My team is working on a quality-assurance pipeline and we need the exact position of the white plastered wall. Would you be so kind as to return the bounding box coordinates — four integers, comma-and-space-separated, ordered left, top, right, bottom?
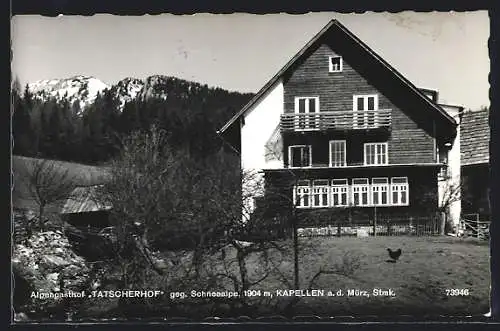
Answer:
438, 105, 462, 230
240, 80, 284, 220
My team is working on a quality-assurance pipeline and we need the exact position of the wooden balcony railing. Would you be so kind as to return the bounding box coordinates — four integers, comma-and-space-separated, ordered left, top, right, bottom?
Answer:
280, 109, 392, 132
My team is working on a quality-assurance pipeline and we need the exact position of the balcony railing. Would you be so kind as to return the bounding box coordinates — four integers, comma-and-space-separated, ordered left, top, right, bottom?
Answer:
280, 109, 392, 132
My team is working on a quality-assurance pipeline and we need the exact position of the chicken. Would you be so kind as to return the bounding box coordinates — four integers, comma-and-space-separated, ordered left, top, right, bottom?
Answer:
387, 248, 402, 261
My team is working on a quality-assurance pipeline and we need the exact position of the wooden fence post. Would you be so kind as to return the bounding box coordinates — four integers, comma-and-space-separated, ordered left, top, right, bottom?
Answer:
440, 212, 446, 235
292, 212, 299, 290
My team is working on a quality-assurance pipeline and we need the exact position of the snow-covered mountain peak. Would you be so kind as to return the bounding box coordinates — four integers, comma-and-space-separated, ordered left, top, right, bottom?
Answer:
28, 76, 110, 112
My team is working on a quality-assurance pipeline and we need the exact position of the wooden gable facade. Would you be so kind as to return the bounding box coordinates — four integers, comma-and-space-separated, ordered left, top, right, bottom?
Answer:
281, 41, 442, 167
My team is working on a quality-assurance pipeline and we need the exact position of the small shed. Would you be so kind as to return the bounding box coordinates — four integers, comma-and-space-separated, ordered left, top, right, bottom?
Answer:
61, 185, 112, 228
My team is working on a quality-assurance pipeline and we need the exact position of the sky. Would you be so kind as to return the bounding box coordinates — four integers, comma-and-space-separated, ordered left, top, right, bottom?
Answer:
11, 11, 490, 110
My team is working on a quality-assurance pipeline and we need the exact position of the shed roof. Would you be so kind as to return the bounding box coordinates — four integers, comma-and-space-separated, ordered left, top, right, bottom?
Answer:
61, 185, 112, 214
460, 108, 490, 166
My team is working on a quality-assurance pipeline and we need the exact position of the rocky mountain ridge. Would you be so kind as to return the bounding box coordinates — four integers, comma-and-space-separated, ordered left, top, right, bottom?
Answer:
28, 74, 251, 114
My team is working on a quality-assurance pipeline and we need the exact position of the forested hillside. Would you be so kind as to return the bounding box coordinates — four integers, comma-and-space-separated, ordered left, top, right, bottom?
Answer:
11, 76, 253, 164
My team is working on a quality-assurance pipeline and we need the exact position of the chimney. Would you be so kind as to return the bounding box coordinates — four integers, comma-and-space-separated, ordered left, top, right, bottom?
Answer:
419, 88, 439, 103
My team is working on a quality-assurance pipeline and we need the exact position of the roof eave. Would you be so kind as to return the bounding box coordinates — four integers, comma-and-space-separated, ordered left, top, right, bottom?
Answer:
462, 161, 490, 167
262, 163, 445, 172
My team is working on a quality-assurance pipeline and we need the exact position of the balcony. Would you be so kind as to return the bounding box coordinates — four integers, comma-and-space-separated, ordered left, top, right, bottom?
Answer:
280, 109, 391, 132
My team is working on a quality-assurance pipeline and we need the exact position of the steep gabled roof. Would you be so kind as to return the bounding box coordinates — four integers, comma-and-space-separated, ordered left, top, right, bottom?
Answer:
461, 108, 490, 166
218, 19, 456, 134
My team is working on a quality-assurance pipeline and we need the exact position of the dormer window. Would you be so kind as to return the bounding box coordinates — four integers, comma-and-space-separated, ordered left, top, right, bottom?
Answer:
329, 56, 343, 72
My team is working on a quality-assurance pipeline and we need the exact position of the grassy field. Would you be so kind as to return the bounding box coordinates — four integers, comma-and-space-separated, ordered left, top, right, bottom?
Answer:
248, 235, 491, 317
12, 155, 110, 212
168, 235, 490, 318
71, 235, 490, 320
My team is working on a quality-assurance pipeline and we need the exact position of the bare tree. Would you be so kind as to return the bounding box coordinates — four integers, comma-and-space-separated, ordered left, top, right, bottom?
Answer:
18, 158, 76, 230
437, 173, 466, 234
94, 126, 233, 271
94, 125, 177, 279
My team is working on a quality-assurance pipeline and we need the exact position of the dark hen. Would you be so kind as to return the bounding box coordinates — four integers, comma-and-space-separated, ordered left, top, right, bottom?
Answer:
387, 248, 402, 261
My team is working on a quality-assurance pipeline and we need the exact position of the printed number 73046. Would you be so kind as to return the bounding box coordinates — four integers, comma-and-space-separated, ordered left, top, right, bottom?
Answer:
445, 289, 470, 296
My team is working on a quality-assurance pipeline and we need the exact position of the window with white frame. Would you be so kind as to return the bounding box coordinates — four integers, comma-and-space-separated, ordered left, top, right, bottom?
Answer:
294, 180, 311, 208
437, 146, 449, 179
354, 94, 378, 111
352, 178, 369, 206
371, 177, 389, 206
295, 97, 319, 114
353, 94, 378, 127
329, 140, 346, 167
331, 179, 349, 207
437, 146, 449, 165
328, 56, 343, 72
289, 145, 312, 168
291, 177, 410, 209
364, 142, 388, 165
294, 97, 319, 130
391, 177, 409, 206
312, 179, 330, 207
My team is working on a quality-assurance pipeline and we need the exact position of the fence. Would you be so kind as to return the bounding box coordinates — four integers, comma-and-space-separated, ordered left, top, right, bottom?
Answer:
458, 215, 490, 240
297, 215, 441, 238
13, 215, 29, 244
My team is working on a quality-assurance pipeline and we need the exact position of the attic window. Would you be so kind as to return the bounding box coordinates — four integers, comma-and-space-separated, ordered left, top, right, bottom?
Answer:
329, 56, 343, 72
